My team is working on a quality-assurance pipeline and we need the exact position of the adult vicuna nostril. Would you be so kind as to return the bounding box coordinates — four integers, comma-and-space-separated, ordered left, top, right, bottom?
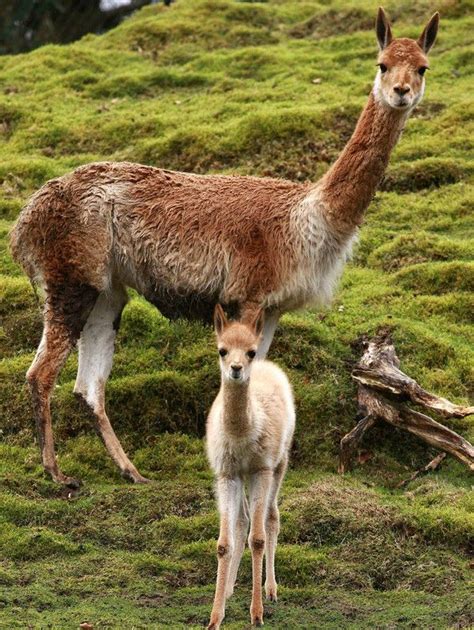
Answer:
394, 85, 410, 95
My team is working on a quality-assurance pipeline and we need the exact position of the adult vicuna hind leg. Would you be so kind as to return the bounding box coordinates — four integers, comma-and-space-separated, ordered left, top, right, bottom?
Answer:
27, 284, 98, 488
74, 284, 149, 483
265, 457, 287, 602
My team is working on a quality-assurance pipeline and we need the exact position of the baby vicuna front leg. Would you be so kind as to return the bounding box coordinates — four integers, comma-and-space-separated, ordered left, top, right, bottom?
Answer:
206, 305, 295, 628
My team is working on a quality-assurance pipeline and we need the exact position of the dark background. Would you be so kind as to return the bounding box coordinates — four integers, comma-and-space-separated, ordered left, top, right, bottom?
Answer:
0, 0, 173, 54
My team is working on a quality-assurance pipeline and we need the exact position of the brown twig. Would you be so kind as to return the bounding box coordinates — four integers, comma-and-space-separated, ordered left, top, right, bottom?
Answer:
396, 452, 447, 488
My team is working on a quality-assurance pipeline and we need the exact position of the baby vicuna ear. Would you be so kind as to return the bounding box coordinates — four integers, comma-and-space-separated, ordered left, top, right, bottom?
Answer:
376, 7, 393, 50
418, 12, 439, 53
214, 304, 228, 335
249, 308, 265, 337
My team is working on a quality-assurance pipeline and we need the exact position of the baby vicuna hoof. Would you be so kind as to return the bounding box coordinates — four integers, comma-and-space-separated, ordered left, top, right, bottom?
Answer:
205, 305, 295, 629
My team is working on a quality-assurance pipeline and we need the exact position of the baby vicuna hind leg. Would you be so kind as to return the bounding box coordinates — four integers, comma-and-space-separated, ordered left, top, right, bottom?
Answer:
265, 458, 287, 602
248, 469, 273, 626
226, 493, 249, 599
74, 284, 149, 483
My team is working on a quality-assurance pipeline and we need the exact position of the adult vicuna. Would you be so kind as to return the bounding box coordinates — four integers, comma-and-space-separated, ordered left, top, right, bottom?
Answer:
10, 8, 439, 487
206, 305, 295, 629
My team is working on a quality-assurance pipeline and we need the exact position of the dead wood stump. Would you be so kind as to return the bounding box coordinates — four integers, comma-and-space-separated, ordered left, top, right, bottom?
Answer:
339, 329, 474, 475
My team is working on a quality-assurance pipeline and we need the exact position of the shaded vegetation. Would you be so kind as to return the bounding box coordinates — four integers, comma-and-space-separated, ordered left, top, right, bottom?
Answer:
0, 0, 161, 55
0, 0, 473, 628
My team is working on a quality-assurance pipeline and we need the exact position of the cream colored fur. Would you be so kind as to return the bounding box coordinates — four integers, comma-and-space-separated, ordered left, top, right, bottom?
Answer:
206, 307, 295, 629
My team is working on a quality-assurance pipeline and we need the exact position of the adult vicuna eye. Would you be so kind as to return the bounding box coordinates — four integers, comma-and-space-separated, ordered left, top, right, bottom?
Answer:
379, 63, 388, 73
418, 66, 428, 76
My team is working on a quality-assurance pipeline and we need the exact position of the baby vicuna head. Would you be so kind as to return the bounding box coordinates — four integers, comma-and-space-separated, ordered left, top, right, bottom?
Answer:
213, 305, 263, 384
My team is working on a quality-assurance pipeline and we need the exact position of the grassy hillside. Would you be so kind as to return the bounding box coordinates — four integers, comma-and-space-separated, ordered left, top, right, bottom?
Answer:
0, 0, 473, 627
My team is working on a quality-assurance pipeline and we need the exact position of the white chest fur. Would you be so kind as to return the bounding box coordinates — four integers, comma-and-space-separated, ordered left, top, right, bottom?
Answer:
267, 188, 357, 311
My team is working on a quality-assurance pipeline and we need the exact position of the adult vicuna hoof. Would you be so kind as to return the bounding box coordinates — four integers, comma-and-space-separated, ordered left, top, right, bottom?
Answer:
63, 476, 81, 490
122, 469, 151, 484
131, 474, 151, 484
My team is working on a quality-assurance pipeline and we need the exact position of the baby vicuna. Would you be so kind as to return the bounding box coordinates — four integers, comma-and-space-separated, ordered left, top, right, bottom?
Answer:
206, 305, 295, 629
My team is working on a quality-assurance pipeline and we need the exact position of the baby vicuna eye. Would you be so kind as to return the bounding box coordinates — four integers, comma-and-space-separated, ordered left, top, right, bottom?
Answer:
219, 348, 228, 357
247, 350, 256, 359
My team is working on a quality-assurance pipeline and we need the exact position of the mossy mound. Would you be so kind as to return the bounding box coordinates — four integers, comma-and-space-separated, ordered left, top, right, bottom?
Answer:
382, 158, 467, 192
393, 261, 474, 295
0, 0, 473, 627
368, 231, 473, 272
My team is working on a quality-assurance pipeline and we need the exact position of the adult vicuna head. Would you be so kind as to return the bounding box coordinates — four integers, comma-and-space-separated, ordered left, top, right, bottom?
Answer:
374, 7, 439, 111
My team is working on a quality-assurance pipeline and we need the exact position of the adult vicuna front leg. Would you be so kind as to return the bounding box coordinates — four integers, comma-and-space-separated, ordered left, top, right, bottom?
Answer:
256, 310, 280, 360
248, 469, 273, 626
265, 458, 287, 602
208, 477, 242, 630
74, 285, 149, 483
239, 303, 279, 361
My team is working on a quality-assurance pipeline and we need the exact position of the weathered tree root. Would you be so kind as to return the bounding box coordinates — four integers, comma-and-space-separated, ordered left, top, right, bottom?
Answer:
339, 329, 474, 475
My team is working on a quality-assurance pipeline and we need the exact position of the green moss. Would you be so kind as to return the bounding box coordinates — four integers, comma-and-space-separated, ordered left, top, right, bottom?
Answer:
289, 7, 373, 39
382, 158, 467, 192
0, 0, 473, 626
368, 231, 473, 272
393, 261, 474, 295
0, 198, 23, 221
0, 522, 84, 560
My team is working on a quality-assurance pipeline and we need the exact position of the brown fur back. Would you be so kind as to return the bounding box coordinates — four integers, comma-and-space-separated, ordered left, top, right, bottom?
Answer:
11, 161, 313, 321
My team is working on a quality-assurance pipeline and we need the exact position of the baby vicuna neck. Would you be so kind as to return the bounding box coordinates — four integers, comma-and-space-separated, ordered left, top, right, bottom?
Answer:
221, 379, 251, 435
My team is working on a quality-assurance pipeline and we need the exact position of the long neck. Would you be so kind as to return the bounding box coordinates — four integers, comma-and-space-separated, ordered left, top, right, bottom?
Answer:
319, 92, 409, 232
222, 380, 251, 436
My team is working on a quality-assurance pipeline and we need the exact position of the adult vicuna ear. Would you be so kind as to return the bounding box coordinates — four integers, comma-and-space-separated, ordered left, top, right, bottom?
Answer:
249, 308, 265, 337
376, 7, 393, 50
418, 12, 439, 53
214, 304, 228, 335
